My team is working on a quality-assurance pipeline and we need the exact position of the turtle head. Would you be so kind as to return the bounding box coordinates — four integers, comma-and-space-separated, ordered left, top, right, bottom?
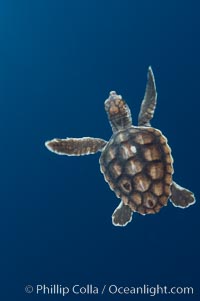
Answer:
104, 91, 132, 133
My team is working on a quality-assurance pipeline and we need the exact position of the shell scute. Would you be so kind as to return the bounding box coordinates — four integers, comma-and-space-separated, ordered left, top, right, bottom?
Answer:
143, 144, 161, 161
125, 158, 143, 176
100, 126, 173, 215
104, 145, 117, 164
120, 143, 136, 160
118, 176, 132, 194
143, 192, 158, 209
152, 182, 163, 196
134, 132, 154, 144
109, 161, 122, 178
133, 173, 151, 192
147, 162, 164, 180
130, 192, 142, 206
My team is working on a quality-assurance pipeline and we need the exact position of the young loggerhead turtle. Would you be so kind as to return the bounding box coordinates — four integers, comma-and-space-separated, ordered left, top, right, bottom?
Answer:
45, 67, 195, 226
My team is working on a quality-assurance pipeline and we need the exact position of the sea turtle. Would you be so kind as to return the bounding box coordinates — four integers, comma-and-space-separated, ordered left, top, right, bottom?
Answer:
45, 67, 195, 226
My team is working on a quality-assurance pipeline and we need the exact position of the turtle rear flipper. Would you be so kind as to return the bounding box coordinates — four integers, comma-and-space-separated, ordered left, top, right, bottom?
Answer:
112, 201, 133, 226
170, 181, 196, 208
45, 137, 107, 156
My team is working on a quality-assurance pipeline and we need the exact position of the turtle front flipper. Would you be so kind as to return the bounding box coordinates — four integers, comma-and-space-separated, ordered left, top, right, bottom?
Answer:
112, 201, 133, 226
138, 66, 157, 126
170, 181, 196, 208
45, 137, 107, 156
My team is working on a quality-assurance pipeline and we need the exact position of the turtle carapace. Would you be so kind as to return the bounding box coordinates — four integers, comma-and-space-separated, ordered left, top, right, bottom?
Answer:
45, 67, 196, 226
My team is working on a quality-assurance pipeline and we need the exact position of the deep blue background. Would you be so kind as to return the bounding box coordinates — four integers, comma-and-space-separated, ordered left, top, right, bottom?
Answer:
1, 0, 199, 300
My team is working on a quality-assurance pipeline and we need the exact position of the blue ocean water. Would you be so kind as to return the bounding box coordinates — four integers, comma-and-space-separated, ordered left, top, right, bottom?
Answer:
0, 0, 199, 300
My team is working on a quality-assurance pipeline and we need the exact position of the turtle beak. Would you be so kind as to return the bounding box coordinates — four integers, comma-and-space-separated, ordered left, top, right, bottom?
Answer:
109, 91, 121, 97
107, 91, 122, 102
